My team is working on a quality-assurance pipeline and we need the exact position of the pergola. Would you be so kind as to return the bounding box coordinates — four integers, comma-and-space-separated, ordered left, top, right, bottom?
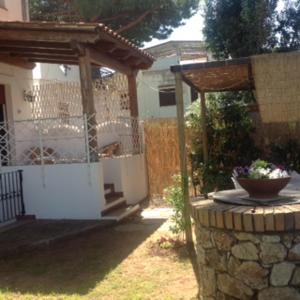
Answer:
170, 57, 254, 245
0, 21, 154, 160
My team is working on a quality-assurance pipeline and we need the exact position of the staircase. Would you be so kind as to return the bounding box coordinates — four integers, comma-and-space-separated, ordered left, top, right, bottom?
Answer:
101, 183, 140, 221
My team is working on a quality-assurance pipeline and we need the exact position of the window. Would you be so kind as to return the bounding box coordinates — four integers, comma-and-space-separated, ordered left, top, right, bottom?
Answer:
159, 86, 176, 107
191, 87, 198, 102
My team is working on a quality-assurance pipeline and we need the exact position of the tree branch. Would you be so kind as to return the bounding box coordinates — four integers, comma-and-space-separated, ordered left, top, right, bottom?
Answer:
91, 11, 131, 23
116, 7, 159, 33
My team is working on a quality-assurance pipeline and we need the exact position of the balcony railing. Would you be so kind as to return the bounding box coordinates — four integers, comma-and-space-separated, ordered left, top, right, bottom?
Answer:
0, 114, 144, 166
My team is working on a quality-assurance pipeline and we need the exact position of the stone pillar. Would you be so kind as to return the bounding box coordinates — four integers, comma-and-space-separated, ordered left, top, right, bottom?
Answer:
191, 200, 300, 300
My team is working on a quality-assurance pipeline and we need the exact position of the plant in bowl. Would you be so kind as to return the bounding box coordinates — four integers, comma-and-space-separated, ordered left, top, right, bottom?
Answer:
233, 160, 291, 200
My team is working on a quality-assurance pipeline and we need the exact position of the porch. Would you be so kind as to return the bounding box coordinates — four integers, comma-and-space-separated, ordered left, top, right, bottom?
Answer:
0, 21, 154, 222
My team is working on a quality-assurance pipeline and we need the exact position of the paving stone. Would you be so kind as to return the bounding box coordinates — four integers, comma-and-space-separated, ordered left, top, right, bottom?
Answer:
260, 243, 287, 264
212, 231, 235, 252
205, 248, 227, 272
235, 232, 260, 244
201, 266, 216, 297
261, 235, 281, 243
232, 242, 259, 261
291, 266, 300, 286
258, 287, 300, 300
236, 261, 269, 290
288, 243, 300, 260
271, 262, 295, 286
228, 256, 241, 276
217, 273, 254, 299
198, 227, 214, 249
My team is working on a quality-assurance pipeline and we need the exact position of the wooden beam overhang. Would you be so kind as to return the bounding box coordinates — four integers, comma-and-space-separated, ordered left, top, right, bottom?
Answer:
171, 57, 253, 93
0, 21, 154, 72
0, 54, 35, 69
0, 47, 76, 56
88, 47, 134, 75
0, 22, 154, 74
0, 29, 98, 44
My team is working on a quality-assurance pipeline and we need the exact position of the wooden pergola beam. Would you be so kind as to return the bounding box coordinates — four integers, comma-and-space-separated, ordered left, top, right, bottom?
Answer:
0, 29, 97, 44
0, 40, 71, 49
27, 58, 78, 65
11, 53, 78, 61
89, 47, 134, 75
200, 91, 209, 163
128, 73, 139, 117
0, 54, 35, 69
78, 49, 99, 162
174, 71, 193, 246
0, 47, 76, 56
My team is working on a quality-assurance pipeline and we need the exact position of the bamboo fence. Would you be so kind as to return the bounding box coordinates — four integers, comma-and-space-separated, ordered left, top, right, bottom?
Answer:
144, 118, 181, 197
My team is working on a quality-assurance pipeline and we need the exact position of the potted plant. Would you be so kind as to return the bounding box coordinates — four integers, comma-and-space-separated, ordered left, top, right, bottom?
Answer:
233, 160, 291, 200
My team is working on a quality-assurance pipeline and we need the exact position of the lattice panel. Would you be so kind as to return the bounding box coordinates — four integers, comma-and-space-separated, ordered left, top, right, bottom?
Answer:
28, 73, 131, 123
30, 82, 83, 119
0, 116, 87, 166
0, 115, 144, 166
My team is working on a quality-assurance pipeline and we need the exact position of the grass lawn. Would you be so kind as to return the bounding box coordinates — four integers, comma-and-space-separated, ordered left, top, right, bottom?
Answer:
0, 209, 197, 300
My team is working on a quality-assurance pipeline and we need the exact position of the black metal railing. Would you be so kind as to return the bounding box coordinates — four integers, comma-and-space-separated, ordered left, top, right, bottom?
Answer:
0, 170, 25, 223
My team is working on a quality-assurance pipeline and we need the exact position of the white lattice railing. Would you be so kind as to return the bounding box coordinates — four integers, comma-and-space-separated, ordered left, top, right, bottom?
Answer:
0, 115, 143, 167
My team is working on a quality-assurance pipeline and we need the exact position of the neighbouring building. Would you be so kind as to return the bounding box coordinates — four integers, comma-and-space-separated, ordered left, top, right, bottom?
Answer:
137, 41, 209, 120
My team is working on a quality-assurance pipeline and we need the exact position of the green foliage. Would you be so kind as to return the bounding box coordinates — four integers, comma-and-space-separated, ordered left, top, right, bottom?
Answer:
203, 0, 299, 59
251, 159, 269, 170
186, 92, 260, 194
29, 0, 200, 46
268, 139, 300, 172
276, 1, 300, 51
203, 0, 278, 59
163, 174, 186, 235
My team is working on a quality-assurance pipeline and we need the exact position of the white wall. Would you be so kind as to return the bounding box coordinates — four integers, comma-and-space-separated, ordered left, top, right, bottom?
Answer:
1, 155, 147, 220
102, 154, 148, 204
0, 63, 33, 122
137, 69, 192, 120
2, 163, 106, 220
137, 53, 208, 120
0, 0, 25, 21
33, 63, 80, 83
120, 154, 148, 204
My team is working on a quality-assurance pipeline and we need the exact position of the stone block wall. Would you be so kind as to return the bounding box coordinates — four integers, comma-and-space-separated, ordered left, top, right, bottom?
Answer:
196, 223, 300, 300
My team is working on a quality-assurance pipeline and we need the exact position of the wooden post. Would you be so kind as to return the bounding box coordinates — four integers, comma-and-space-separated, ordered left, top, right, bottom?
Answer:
128, 73, 139, 117
200, 91, 209, 163
79, 48, 99, 162
174, 72, 193, 247
127, 72, 140, 153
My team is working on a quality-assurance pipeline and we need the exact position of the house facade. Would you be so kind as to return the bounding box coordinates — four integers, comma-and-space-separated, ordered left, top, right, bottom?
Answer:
0, 11, 154, 222
137, 41, 209, 120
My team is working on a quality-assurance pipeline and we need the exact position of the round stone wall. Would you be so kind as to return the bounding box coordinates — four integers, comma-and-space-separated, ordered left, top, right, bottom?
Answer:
192, 199, 300, 300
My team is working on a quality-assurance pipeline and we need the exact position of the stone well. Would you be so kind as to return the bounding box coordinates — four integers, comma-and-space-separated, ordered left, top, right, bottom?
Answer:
191, 197, 300, 300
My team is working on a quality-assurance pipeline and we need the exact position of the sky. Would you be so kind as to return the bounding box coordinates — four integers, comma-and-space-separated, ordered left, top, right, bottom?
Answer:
144, 0, 285, 49
144, 9, 204, 48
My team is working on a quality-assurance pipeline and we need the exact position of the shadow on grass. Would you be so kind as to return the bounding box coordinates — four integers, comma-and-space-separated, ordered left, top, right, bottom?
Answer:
0, 218, 165, 297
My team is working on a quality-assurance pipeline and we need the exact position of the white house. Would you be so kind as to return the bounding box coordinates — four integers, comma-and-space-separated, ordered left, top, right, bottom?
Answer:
0, 16, 154, 223
137, 41, 209, 120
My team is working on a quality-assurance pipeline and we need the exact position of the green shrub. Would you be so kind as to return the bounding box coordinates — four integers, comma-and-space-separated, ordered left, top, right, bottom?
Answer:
268, 139, 300, 172
163, 174, 186, 235
186, 91, 260, 194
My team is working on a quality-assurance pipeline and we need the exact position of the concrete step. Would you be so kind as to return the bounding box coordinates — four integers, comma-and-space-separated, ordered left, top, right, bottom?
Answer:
102, 204, 141, 222
105, 192, 124, 204
102, 196, 126, 216
104, 183, 115, 195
